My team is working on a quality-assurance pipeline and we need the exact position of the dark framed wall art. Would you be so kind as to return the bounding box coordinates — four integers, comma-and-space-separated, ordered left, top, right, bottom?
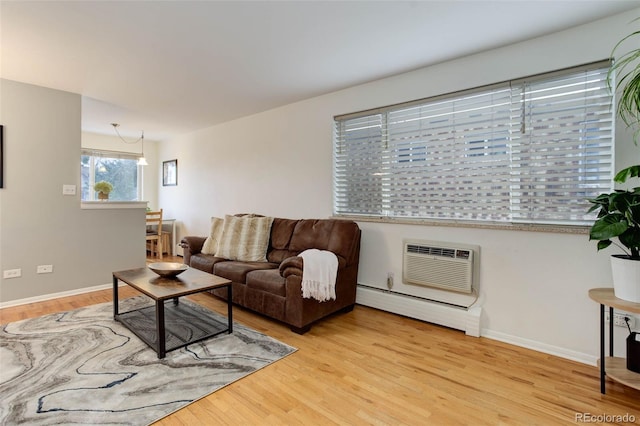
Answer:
163, 159, 177, 186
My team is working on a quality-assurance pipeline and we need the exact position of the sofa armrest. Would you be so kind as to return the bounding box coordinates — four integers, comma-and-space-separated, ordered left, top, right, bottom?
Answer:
281, 254, 358, 333
181, 236, 206, 254
279, 253, 348, 279
280, 256, 303, 278
280, 256, 348, 278
180, 236, 206, 265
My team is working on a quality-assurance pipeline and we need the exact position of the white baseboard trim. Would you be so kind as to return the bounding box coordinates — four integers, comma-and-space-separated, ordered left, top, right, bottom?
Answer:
356, 284, 482, 337
481, 329, 597, 366
356, 284, 596, 366
0, 282, 119, 309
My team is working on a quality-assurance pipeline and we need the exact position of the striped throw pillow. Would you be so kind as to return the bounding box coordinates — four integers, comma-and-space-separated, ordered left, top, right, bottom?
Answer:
216, 215, 274, 262
201, 217, 224, 255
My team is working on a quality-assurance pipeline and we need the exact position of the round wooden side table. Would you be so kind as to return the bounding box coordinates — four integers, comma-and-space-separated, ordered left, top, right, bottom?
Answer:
588, 288, 640, 394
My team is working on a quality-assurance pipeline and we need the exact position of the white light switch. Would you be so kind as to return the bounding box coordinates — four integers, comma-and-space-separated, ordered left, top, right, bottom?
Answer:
63, 184, 76, 195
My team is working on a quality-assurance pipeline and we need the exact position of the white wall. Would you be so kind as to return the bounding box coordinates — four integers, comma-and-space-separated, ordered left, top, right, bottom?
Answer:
81, 131, 160, 210
0, 80, 146, 303
159, 10, 640, 362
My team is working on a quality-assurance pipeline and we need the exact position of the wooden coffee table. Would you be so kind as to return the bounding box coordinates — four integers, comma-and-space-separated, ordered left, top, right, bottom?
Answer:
112, 266, 232, 358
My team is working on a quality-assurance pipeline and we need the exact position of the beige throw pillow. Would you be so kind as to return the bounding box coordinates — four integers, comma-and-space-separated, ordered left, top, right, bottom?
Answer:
216, 215, 274, 262
201, 217, 224, 255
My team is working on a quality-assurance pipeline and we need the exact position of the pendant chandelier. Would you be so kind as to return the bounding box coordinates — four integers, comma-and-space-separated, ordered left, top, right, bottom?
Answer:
110, 123, 148, 166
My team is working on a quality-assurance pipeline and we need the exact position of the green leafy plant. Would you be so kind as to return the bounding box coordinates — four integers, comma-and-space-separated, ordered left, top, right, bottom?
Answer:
608, 19, 640, 144
588, 20, 640, 260
588, 167, 640, 260
94, 180, 113, 194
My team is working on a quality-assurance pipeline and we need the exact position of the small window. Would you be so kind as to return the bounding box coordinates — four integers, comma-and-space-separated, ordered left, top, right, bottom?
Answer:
81, 149, 142, 201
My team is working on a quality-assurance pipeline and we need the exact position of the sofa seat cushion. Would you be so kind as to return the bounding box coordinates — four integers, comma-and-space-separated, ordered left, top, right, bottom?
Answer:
213, 261, 279, 283
246, 269, 286, 297
189, 254, 228, 274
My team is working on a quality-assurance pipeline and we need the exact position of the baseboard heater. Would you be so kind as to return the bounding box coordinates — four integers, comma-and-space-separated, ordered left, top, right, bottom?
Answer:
355, 284, 482, 337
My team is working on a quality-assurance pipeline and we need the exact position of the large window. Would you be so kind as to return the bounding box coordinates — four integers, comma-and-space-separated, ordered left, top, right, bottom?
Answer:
333, 61, 614, 226
81, 149, 142, 201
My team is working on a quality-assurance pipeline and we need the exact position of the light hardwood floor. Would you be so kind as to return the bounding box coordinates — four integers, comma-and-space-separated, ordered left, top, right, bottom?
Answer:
1, 256, 639, 425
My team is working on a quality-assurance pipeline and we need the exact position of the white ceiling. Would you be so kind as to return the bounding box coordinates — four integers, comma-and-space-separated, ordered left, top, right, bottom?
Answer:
2, 1, 639, 141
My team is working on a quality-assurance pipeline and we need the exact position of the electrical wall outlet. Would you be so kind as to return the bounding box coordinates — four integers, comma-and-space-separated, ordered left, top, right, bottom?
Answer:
3, 268, 22, 279
37, 265, 53, 274
615, 313, 635, 328
605, 310, 636, 328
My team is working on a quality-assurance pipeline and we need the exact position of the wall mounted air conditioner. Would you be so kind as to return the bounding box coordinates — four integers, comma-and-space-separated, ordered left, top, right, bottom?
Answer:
402, 239, 479, 294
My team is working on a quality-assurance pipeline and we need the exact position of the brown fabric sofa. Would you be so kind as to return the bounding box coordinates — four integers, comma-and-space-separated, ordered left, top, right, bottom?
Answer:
181, 217, 361, 333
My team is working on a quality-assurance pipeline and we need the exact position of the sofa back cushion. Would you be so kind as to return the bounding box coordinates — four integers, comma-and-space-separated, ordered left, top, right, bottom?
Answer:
270, 218, 299, 249
289, 220, 333, 253
326, 220, 361, 264
267, 218, 300, 263
288, 219, 360, 266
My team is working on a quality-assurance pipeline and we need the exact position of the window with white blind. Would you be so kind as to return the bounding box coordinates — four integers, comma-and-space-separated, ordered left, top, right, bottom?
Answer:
81, 149, 142, 201
333, 60, 614, 226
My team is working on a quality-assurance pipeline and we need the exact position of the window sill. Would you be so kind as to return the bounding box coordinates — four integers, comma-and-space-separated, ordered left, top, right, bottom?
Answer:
333, 214, 590, 235
81, 201, 148, 210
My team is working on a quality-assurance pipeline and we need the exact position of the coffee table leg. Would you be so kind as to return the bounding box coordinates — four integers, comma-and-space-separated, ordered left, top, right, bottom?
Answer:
112, 275, 119, 318
157, 300, 166, 359
228, 283, 233, 334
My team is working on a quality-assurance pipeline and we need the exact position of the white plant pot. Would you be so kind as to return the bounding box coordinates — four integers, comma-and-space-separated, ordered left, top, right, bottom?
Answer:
611, 255, 640, 303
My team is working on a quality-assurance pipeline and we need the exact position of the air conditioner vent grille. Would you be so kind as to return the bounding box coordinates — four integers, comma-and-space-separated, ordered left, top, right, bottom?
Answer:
407, 244, 471, 260
403, 240, 477, 294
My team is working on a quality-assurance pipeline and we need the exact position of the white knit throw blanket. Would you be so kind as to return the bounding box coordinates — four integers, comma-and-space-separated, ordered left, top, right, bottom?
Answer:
299, 249, 338, 302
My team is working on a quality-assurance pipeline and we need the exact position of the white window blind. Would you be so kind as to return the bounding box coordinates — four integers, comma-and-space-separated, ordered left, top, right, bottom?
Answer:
333, 61, 614, 225
81, 148, 142, 160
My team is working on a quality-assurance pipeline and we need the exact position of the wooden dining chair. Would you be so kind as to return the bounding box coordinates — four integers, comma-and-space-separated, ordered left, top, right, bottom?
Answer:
146, 209, 163, 260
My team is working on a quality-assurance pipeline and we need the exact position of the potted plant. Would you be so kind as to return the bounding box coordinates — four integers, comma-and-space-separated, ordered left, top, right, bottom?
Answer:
588, 21, 640, 302
94, 181, 113, 201
588, 168, 640, 301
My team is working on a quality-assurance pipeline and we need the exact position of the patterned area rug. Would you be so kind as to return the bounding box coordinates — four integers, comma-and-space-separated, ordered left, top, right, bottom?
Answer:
0, 297, 296, 425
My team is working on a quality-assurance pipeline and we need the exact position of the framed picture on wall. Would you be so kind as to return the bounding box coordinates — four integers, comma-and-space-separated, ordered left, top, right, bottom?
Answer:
163, 159, 177, 186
